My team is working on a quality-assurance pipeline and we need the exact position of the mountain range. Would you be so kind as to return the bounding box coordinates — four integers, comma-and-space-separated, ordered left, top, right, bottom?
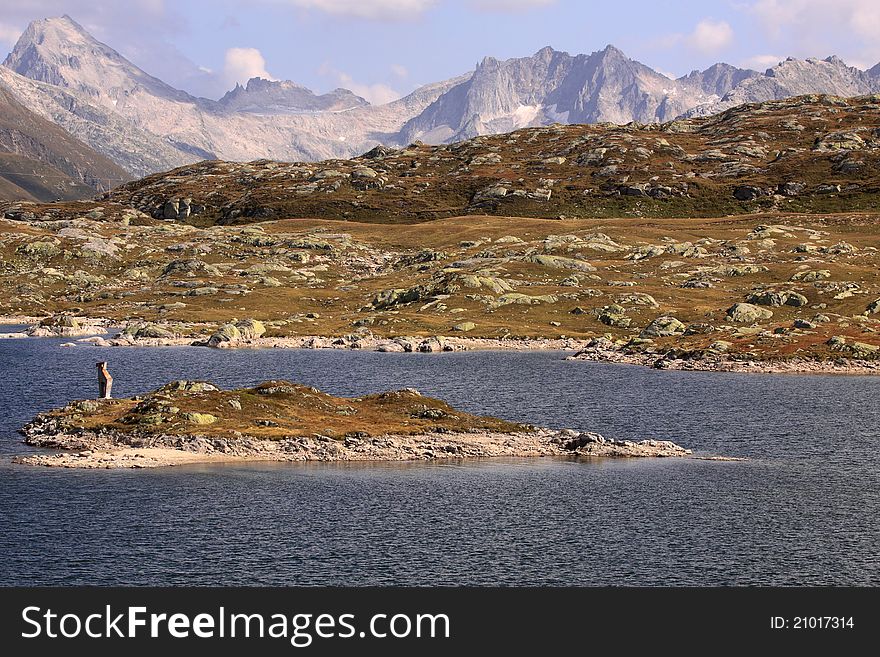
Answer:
3, 14, 880, 201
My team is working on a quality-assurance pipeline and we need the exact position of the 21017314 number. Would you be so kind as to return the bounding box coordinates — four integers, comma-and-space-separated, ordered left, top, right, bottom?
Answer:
770, 617, 854, 630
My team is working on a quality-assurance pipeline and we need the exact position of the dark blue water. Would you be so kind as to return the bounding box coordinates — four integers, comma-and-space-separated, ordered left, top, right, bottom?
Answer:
1, 330, 879, 585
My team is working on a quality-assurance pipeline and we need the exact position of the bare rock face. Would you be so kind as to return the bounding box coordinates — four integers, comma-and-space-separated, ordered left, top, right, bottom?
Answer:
399, 45, 756, 144
687, 56, 880, 117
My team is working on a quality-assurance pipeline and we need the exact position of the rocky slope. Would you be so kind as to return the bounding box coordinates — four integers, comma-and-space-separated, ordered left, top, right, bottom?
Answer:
15, 381, 691, 467
101, 94, 880, 224
0, 65, 203, 177
0, 83, 131, 201
1, 197, 878, 370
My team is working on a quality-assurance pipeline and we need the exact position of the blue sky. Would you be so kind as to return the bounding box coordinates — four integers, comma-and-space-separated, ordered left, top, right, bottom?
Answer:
1, 1, 878, 102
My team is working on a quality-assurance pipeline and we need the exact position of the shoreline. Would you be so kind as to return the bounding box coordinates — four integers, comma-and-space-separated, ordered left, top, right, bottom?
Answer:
566, 342, 880, 375
15, 426, 696, 469
3, 316, 879, 375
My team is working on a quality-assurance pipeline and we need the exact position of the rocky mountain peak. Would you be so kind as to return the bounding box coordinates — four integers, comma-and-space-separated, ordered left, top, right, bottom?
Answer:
597, 44, 627, 60
3, 15, 195, 105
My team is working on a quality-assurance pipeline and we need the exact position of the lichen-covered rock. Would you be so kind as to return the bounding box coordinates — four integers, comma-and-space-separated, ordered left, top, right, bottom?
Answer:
790, 269, 831, 282
596, 304, 630, 328
161, 258, 221, 278
204, 318, 265, 347
129, 323, 175, 339
182, 412, 218, 425
17, 240, 61, 259
727, 303, 773, 323
235, 319, 266, 340
27, 315, 106, 337
371, 287, 423, 310
525, 254, 595, 272
640, 316, 685, 337
493, 293, 559, 307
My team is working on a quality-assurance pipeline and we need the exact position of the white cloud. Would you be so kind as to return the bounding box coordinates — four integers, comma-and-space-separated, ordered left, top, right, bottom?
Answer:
685, 19, 734, 54
656, 18, 734, 56
470, 0, 556, 10
319, 62, 401, 104
224, 47, 275, 86
283, 0, 437, 20
0, 21, 22, 46
741, 53, 784, 71
746, 0, 880, 66
391, 63, 408, 78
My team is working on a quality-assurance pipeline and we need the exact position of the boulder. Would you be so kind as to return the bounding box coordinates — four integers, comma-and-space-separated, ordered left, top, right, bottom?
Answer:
134, 323, 175, 339
372, 287, 424, 310
493, 293, 558, 307
790, 269, 830, 282
417, 337, 450, 353
596, 305, 630, 328
205, 319, 265, 347
159, 381, 219, 393
640, 316, 685, 338
17, 240, 61, 259
726, 303, 773, 323
733, 185, 766, 201
778, 182, 805, 196
161, 258, 221, 278
747, 291, 808, 307
525, 255, 595, 272
236, 319, 266, 340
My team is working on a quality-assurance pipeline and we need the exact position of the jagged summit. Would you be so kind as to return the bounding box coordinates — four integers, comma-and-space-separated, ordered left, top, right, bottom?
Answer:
4, 15, 196, 105
217, 77, 369, 114
687, 54, 880, 117
398, 45, 752, 143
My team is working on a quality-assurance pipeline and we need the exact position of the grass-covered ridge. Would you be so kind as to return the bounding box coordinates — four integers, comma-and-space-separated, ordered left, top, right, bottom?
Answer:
100, 94, 880, 225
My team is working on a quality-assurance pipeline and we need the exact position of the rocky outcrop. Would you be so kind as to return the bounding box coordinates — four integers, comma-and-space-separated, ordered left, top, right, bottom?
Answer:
201, 319, 266, 348
747, 290, 809, 307
640, 316, 685, 338
25, 315, 106, 337
16, 380, 694, 468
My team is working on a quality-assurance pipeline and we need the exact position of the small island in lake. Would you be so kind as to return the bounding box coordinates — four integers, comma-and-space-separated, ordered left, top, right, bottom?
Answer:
16, 380, 691, 468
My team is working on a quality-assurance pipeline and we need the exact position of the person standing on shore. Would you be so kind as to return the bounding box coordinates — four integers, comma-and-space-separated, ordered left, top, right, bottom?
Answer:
97, 362, 113, 399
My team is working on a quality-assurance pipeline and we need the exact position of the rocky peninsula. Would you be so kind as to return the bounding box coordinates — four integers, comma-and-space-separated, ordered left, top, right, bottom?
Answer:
15, 380, 692, 468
